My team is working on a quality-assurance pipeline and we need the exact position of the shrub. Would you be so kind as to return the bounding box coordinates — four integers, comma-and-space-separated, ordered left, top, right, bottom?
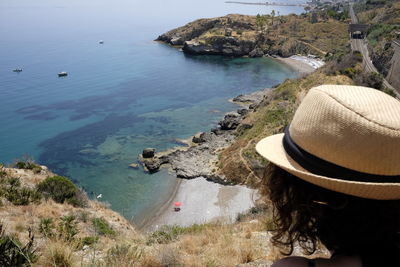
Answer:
105, 244, 143, 266
92, 218, 115, 236
41, 242, 74, 267
6, 187, 42, 205
14, 159, 41, 173
0, 164, 6, 178
147, 224, 209, 245
37, 176, 80, 205
58, 216, 78, 242
353, 71, 384, 89
39, 218, 55, 238
0, 224, 37, 266
80, 236, 99, 247
66, 189, 88, 208
3, 177, 42, 205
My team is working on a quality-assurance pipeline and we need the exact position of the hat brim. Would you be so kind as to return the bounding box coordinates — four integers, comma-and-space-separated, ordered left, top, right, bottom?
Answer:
256, 133, 400, 200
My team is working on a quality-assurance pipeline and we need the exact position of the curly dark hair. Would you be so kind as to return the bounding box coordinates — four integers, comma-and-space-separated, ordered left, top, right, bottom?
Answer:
263, 164, 400, 266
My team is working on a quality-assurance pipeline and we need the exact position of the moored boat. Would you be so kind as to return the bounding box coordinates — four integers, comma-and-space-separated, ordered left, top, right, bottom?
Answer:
13, 68, 23, 72
58, 72, 68, 77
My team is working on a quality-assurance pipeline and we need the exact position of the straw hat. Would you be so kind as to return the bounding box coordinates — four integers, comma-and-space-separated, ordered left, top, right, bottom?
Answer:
256, 85, 400, 200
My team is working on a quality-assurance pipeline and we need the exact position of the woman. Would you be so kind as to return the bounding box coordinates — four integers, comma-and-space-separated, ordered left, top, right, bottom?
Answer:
255, 85, 400, 267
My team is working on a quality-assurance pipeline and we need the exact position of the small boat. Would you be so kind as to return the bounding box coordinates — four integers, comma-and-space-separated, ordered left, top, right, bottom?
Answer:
99, 40, 104, 44
58, 72, 68, 77
13, 68, 23, 72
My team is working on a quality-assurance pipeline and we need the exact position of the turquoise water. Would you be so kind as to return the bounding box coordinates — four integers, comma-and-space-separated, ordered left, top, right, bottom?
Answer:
0, 0, 302, 224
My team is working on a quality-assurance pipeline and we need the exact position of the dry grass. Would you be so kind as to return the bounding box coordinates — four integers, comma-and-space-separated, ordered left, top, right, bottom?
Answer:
144, 220, 269, 267
36, 240, 77, 267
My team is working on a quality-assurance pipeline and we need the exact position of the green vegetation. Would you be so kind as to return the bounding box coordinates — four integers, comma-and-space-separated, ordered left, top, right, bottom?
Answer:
0, 177, 42, 205
105, 244, 143, 266
80, 236, 99, 247
367, 24, 399, 47
0, 163, 6, 178
14, 159, 42, 174
0, 224, 37, 266
92, 217, 116, 236
39, 218, 55, 238
58, 215, 79, 242
36, 176, 86, 207
325, 7, 349, 21
147, 224, 211, 245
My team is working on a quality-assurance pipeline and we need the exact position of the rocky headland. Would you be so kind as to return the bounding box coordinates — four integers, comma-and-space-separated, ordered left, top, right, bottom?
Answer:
137, 89, 270, 184
156, 13, 349, 58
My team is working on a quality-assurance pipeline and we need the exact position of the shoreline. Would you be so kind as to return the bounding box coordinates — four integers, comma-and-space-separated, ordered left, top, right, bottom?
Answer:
138, 88, 268, 231
138, 55, 323, 232
273, 55, 320, 75
145, 177, 257, 232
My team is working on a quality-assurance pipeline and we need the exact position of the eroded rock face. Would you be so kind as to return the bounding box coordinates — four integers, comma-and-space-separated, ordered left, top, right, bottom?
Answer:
183, 37, 257, 57
156, 14, 261, 57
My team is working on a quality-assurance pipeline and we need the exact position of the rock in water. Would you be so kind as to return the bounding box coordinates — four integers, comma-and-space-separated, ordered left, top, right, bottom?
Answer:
142, 148, 155, 158
143, 159, 161, 173
129, 163, 139, 169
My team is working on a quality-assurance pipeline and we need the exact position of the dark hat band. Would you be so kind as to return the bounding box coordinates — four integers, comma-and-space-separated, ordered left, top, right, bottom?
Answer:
283, 127, 400, 183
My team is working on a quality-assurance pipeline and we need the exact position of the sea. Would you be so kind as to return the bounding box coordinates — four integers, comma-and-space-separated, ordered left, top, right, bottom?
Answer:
0, 0, 304, 225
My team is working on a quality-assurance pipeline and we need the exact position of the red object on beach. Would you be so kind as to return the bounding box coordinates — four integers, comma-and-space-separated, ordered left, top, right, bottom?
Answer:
174, 202, 182, 207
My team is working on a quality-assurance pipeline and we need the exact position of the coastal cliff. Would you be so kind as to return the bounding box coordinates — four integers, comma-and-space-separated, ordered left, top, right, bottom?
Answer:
156, 13, 349, 58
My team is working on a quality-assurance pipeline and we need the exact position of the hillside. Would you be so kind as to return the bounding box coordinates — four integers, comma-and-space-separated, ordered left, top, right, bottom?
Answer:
157, 13, 349, 58
217, 68, 354, 186
0, 163, 140, 266
0, 162, 331, 266
216, 46, 396, 186
354, 0, 400, 76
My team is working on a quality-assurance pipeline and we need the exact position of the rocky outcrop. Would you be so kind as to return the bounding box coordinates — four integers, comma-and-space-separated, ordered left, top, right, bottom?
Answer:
168, 132, 235, 183
183, 37, 257, 57
155, 13, 335, 58
156, 18, 221, 45
219, 112, 241, 130
134, 88, 269, 183
192, 132, 214, 144
156, 14, 263, 57
142, 148, 155, 158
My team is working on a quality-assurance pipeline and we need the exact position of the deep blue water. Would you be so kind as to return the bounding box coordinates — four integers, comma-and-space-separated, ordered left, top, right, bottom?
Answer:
0, 0, 302, 224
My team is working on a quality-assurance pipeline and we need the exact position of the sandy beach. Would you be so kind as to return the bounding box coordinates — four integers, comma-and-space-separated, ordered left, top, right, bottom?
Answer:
140, 55, 321, 233
144, 177, 257, 232
274, 55, 324, 74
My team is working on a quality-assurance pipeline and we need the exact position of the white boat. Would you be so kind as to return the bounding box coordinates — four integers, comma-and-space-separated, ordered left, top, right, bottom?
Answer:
58, 71, 68, 77
13, 68, 22, 72
99, 40, 104, 44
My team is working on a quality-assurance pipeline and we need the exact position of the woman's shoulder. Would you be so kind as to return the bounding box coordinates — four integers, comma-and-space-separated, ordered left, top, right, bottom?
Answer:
272, 255, 363, 267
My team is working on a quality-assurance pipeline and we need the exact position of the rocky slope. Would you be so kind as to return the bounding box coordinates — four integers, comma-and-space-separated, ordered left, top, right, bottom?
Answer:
156, 13, 349, 58
0, 165, 138, 266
